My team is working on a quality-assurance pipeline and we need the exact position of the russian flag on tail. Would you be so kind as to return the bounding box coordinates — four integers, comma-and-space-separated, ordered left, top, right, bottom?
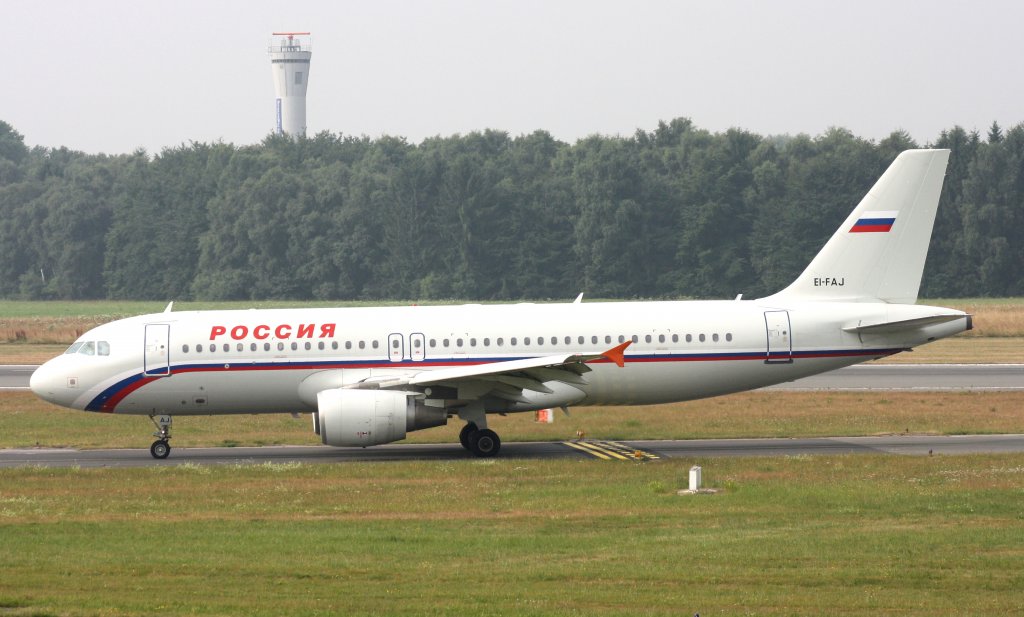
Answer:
850, 210, 898, 233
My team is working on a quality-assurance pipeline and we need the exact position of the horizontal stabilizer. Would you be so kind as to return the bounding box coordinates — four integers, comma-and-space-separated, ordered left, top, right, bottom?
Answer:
843, 314, 971, 335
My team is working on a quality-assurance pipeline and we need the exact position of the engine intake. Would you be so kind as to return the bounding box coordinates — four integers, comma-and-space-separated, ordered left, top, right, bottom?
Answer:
315, 389, 447, 447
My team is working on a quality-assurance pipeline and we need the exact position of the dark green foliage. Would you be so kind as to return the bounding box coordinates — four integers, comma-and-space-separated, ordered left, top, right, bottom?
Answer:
0, 119, 1022, 300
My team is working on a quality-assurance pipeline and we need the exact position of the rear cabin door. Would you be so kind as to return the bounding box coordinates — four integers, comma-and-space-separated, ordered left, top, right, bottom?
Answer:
144, 323, 171, 376
764, 311, 793, 364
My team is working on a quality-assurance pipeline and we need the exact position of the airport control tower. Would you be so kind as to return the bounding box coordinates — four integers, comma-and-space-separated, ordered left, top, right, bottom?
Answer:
268, 32, 312, 137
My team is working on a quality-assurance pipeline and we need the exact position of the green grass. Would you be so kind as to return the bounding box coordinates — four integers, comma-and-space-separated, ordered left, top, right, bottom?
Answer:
1, 455, 1023, 616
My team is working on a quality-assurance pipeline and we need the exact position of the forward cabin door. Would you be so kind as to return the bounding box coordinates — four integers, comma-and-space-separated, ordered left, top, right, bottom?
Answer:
764, 311, 793, 364
144, 323, 171, 376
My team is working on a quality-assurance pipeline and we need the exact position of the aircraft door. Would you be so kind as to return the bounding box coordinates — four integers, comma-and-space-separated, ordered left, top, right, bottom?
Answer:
144, 323, 171, 376
764, 311, 793, 364
410, 333, 425, 361
388, 333, 404, 362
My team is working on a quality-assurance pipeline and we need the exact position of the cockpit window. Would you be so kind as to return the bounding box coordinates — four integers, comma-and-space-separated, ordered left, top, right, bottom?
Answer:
65, 340, 111, 356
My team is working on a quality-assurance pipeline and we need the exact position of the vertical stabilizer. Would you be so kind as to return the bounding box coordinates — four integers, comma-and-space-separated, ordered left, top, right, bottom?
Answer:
766, 149, 950, 304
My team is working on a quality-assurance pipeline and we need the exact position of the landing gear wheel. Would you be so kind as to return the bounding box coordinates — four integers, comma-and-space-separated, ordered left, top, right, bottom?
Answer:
459, 422, 478, 451
469, 429, 501, 457
148, 414, 173, 459
150, 440, 171, 459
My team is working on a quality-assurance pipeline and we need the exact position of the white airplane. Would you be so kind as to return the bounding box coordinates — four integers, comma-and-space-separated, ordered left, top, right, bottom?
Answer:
31, 149, 971, 459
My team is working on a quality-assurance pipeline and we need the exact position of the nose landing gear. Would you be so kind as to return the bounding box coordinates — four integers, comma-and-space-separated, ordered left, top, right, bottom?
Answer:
149, 414, 172, 459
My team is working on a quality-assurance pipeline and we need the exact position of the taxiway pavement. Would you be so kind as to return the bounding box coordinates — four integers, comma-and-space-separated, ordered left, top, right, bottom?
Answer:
2, 434, 1023, 468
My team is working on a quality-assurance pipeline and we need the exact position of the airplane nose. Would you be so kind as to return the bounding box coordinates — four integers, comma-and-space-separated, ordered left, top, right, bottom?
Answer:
30, 361, 73, 408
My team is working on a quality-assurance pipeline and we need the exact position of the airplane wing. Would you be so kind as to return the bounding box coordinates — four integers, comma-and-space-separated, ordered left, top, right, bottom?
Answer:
351, 342, 631, 404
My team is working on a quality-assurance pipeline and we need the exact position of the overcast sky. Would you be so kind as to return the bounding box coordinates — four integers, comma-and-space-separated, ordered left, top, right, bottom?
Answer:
6, 0, 1022, 154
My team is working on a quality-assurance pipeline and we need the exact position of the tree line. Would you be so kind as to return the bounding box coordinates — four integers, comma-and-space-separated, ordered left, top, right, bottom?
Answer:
0, 118, 1021, 302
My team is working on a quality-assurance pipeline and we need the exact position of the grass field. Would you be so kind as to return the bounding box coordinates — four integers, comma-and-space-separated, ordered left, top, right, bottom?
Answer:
1, 454, 1023, 616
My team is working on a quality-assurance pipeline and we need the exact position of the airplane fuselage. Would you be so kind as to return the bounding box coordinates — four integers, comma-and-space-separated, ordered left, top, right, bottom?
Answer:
31, 299, 969, 417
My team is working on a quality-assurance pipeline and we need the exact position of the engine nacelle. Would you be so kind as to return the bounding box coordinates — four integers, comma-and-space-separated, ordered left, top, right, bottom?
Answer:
315, 389, 447, 447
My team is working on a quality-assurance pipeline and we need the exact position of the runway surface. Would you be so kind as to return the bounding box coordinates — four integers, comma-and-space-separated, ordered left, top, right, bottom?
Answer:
0, 365, 38, 390
762, 363, 1024, 391
3, 434, 1023, 468
5, 363, 1024, 391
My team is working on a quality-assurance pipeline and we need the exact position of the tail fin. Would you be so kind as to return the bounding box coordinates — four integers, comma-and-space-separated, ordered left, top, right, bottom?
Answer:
766, 149, 950, 304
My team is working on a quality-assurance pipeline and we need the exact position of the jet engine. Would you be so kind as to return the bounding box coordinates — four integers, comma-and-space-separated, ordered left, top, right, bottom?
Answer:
314, 388, 448, 447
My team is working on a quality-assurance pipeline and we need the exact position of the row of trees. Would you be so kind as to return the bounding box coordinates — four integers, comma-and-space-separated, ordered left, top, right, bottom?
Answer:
0, 118, 1021, 301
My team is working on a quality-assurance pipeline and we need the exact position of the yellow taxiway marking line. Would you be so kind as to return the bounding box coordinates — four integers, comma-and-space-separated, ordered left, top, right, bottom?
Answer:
562, 441, 614, 460
600, 440, 661, 460
563, 440, 661, 461
564, 440, 630, 460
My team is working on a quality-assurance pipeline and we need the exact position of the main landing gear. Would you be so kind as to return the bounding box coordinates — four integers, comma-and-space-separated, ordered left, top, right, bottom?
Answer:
459, 422, 502, 458
149, 414, 172, 459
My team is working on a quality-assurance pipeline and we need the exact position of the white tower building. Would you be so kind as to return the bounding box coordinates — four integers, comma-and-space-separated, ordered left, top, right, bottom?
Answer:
268, 32, 312, 138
